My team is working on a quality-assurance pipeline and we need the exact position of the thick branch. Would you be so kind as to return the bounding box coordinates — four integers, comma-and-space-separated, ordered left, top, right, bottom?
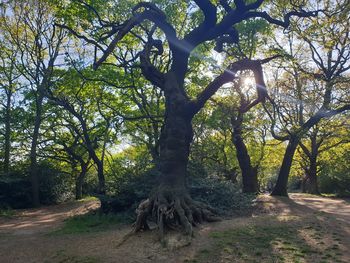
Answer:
299, 141, 311, 158
92, 5, 177, 69
191, 58, 272, 115
244, 10, 319, 28
194, 0, 217, 25
139, 39, 165, 88
301, 104, 350, 132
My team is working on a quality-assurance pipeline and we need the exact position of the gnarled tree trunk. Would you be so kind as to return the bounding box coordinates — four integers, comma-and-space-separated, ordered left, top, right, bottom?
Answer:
133, 74, 217, 238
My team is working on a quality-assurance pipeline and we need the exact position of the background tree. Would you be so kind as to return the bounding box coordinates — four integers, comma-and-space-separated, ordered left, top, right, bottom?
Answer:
265, 2, 350, 196
0, 42, 20, 176
298, 118, 350, 194
1, 0, 67, 206
47, 68, 122, 195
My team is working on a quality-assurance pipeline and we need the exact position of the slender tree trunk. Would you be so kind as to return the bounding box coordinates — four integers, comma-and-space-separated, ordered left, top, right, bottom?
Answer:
231, 114, 259, 193
29, 93, 44, 207
75, 164, 88, 200
271, 136, 299, 196
301, 176, 306, 192
303, 156, 320, 195
4, 90, 12, 176
95, 160, 105, 194
149, 142, 160, 167
150, 122, 161, 166
300, 134, 320, 195
86, 151, 105, 194
79, 117, 106, 195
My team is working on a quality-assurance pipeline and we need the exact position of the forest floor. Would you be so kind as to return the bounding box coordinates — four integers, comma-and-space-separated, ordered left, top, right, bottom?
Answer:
0, 193, 349, 263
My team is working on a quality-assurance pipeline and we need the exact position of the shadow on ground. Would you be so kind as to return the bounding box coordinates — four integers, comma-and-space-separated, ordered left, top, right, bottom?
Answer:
0, 194, 349, 263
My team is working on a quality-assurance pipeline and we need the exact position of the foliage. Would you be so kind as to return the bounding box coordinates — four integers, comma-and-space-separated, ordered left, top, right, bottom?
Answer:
0, 162, 74, 209
318, 146, 350, 196
0, 0, 348, 216
96, 146, 255, 218
0, 208, 15, 218
101, 168, 159, 214
188, 176, 256, 216
38, 162, 75, 204
0, 175, 32, 209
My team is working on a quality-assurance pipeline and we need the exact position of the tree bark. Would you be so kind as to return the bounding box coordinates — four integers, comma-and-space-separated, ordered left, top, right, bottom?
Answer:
299, 133, 320, 195
29, 93, 44, 207
133, 73, 218, 238
78, 117, 106, 195
75, 163, 88, 200
3, 89, 12, 176
271, 136, 299, 196
95, 160, 105, 195
231, 114, 259, 193
302, 137, 320, 195
302, 157, 320, 194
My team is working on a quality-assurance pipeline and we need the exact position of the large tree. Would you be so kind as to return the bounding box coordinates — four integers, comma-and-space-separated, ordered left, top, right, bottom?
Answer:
61, 0, 319, 237
0, 42, 20, 176
1, 0, 66, 206
267, 1, 350, 196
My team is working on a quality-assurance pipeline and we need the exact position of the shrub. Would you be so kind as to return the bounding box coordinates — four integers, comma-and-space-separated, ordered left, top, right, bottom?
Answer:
38, 162, 74, 204
101, 167, 254, 217
319, 171, 350, 197
287, 176, 302, 192
189, 176, 255, 216
0, 162, 74, 208
0, 175, 32, 209
100, 168, 159, 214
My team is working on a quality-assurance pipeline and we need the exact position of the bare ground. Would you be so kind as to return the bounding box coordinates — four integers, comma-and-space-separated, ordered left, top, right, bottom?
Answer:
0, 194, 349, 263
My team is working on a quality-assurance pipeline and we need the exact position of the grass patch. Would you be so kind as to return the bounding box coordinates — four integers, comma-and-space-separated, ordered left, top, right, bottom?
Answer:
0, 208, 15, 218
204, 223, 309, 262
51, 211, 134, 235
191, 216, 343, 263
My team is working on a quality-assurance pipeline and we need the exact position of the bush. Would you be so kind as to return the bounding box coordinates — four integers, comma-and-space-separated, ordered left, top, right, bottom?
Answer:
0, 175, 32, 209
189, 176, 255, 216
287, 176, 302, 192
319, 171, 350, 197
101, 166, 254, 217
0, 162, 74, 209
100, 168, 159, 214
38, 162, 74, 204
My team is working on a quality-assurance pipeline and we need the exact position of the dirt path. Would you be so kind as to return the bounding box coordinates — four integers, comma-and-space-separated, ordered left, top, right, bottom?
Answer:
0, 194, 349, 263
0, 200, 99, 236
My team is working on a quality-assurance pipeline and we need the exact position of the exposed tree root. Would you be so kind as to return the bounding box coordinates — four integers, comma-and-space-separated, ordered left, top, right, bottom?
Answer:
134, 188, 219, 240
116, 187, 220, 247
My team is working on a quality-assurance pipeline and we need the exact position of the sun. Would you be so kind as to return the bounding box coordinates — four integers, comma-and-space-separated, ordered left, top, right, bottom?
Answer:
243, 77, 255, 87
